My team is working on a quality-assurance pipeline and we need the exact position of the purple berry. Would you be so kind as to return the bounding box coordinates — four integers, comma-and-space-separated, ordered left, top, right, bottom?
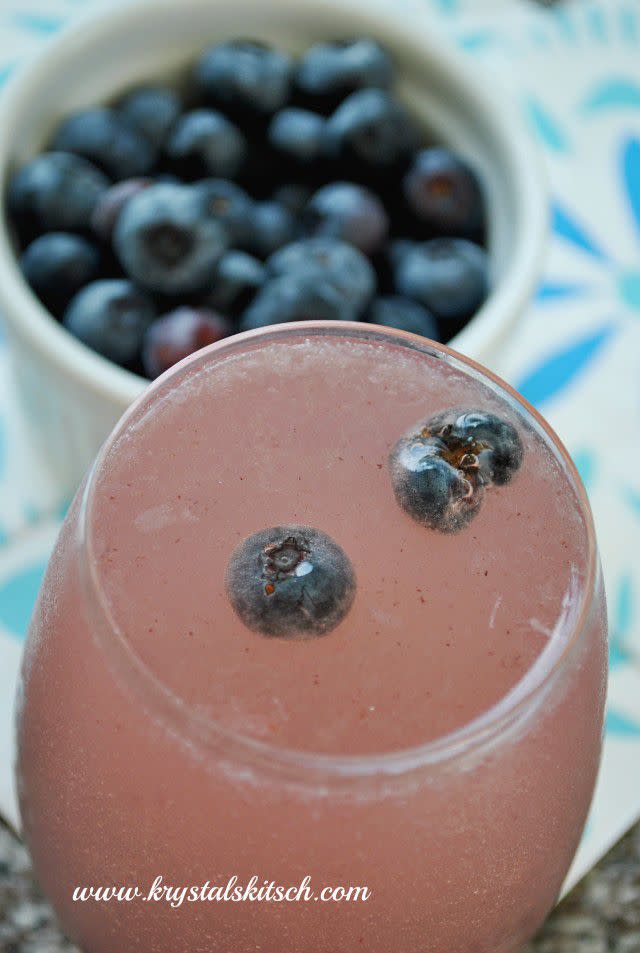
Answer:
142, 306, 233, 378
301, 182, 388, 254
403, 148, 485, 238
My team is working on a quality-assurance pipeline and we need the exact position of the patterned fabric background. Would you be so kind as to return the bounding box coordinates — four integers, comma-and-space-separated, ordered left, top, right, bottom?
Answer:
0, 0, 639, 893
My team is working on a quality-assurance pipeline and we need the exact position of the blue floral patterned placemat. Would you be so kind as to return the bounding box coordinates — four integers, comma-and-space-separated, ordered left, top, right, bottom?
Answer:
0, 0, 639, 894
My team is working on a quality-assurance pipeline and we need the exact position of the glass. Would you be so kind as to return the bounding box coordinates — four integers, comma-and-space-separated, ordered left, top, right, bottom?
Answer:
16, 323, 607, 953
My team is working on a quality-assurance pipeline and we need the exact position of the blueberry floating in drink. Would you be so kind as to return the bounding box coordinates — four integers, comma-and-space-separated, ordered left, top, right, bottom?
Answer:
226, 525, 356, 638
390, 409, 523, 531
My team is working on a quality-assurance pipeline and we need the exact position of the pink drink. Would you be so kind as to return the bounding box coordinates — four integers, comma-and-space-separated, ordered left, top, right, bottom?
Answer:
17, 324, 607, 953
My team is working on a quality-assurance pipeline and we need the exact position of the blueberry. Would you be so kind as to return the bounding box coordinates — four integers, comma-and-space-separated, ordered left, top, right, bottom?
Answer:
389, 435, 484, 533
296, 39, 393, 111
403, 148, 485, 238
326, 89, 416, 171
301, 182, 388, 255
142, 306, 233, 378
368, 296, 439, 340
195, 41, 293, 118
166, 109, 247, 180
118, 86, 182, 150
226, 525, 356, 638
63, 279, 156, 366
91, 178, 152, 242
267, 238, 376, 316
114, 184, 228, 295
239, 271, 356, 331
51, 107, 155, 179
7, 151, 109, 237
243, 201, 296, 259
20, 232, 100, 317
271, 183, 313, 216
389, 408, 523, 532
425, 408, 523, 486
194, 178, 254, 244
205, 250, 265, 314
394, 238, 488, 335
267, 108, 327, 164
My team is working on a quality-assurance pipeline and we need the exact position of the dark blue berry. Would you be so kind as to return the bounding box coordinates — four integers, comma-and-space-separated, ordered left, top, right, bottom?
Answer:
114, 184, 228, 295
296, 39, 392, 111
394, 238, 488, 335
390, 435, 483, 533
226, 525, 356, 638
267, 237, 376, 316
7, 152, 109, 237
195, 41, 293, 118
368, 296, 439, 340
91, 178, 152, 242
142, 306, 233, 378
166, 109, 247, 180
194, 178, 254, 244
63, 279, 156, 366
51, 107, 155, 179
205, 250, 265, 314
389, 408, 523, 532
118, 86, 181, 150
20, 232, 100, 317
425, 409, 523, 486
301, 182, 388, 255
267, 108, 327, 164
403, 148, 485, 238
243, 200, 296, 258
326, 89, 416, 170
239, 272, 356, 331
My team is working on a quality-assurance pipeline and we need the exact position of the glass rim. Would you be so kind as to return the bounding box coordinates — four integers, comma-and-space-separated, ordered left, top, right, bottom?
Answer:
78, 321, 599, 786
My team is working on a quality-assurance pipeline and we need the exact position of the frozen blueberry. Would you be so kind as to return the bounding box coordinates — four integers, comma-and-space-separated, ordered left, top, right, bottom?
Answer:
194, 178, 254, 244
166, 109, 247, 180
301, 182, 388, 255
205, 250, 265, 314
114, 183, 228, 295
239, 271, 356, 331
20, 232, 100, 316
394, 238, 488, 335
389, 408, 523, 532
403, 148, 485, 238
389, 434, 484, 533
118, 86, 182, 150
63, 279, 156, 366
326, 89, 416, 171
7, 151, 109, 237
51, 107, 155, 179
91, 178, 152, 242
368, 296, 439, 340
296, 39, 393, 111
267, 108, 327, 164
195, 41, 293, 118
243, 200, 296, 258
142, 306, 233, 378
267, 237, 376, 316
226, 525, 356, 638
425, 408, 523, 486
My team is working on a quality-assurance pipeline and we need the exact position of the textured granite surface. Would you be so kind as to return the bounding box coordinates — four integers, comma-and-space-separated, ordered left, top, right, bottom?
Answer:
1, 818, 639, 952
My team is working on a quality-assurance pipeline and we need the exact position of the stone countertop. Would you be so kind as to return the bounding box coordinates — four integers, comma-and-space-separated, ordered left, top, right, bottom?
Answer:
1, 820, 639, 952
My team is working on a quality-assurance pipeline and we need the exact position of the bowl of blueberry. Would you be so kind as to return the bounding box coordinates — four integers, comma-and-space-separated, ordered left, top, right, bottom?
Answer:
0, 0, 546, 493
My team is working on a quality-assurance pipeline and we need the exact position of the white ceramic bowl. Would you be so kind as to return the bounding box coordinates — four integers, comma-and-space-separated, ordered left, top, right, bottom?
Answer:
0, 0, 547, 496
